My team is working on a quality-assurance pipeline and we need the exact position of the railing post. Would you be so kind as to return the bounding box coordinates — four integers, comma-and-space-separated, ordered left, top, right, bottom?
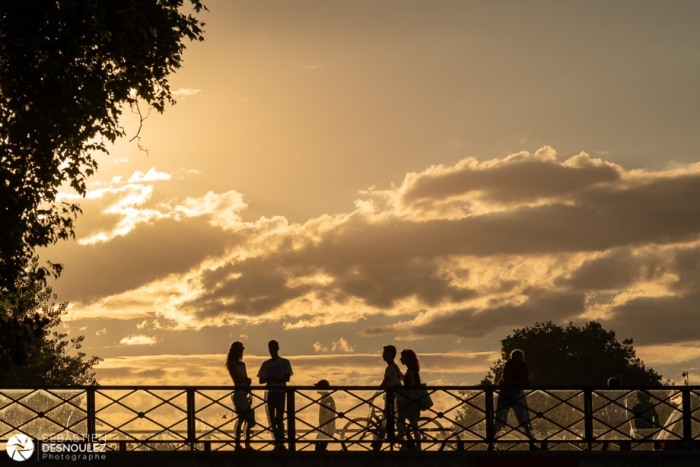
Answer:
584, 388, 593, 451
186, 388, 196, 450
287, 387, 296, 452
86, 387, 96, 438
485, 387, 494, 450
682, 386, 692, 449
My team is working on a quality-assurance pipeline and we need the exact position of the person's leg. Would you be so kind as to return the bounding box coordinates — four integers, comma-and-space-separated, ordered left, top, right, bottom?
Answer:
235, 416, 243, 450
269, 391, 286, 448
494, 390, 512, 432
315, 441, 328, 451
244, 409, 255, 449
396, 411, 408, 449
232, 394, 243, 450
264, 391, 276, 447
512, 392, 538, 450
372, 397, 390, 451
244, 420, 252, 449
512, 394, 532, 437
408, 412, 420, 451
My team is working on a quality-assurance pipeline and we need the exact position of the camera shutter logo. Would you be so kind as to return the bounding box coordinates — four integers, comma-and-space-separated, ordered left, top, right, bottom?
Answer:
6, 434, 34, 462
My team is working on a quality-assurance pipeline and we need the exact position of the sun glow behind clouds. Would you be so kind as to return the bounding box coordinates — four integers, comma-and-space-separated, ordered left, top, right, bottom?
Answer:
51, 147, 700, 383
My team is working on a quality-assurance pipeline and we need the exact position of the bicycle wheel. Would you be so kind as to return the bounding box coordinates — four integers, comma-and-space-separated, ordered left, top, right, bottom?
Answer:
340, 417, 374, 451
417, 417, 447, 450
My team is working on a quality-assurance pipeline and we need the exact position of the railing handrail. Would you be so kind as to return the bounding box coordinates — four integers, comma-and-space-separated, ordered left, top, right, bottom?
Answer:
0, 384, 693, 390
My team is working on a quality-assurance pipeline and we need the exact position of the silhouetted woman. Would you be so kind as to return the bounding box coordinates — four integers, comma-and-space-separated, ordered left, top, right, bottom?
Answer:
225, 341, 256, 450
398, 349, 422, 450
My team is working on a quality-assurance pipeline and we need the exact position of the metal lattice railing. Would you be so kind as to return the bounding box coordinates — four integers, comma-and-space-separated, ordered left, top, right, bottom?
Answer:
1, 385, 698, 452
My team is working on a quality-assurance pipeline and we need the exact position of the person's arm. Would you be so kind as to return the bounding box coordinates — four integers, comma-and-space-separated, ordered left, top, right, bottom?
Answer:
257, 362, 267, 385
284, 360, 292, 382
499, 361, 512, 386
380, 366, 392, 387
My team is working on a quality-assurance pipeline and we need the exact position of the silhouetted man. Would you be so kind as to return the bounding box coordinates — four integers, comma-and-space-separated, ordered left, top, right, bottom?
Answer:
258, 340, 293, 451
371, 344, 403, 451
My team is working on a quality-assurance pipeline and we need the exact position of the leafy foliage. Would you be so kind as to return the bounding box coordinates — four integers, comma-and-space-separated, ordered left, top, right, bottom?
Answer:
480, 321, 663, 387
0, 0, 206, 296
0, 272, 101, 385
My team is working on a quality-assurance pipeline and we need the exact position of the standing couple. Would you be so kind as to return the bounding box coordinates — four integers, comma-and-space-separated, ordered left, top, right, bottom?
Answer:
373, 344, 425, 451
225, 339, 293, 452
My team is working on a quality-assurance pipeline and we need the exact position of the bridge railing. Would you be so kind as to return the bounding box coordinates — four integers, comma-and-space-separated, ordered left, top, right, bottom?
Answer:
1, 385, 698, 452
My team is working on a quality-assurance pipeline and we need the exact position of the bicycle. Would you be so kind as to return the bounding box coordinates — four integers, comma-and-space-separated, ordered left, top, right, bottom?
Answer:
339, 392, 448, 450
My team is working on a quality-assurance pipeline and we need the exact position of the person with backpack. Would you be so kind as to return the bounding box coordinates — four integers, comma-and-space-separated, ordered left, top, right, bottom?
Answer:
494, 349, 538, 450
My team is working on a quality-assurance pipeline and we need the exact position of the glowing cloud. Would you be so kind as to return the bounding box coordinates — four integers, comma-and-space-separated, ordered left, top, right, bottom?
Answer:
331, 337, 356, 353
128, 168, 172, 183
120, 335, 158, 346
52, 149, 700, 350
172, 88, 202, 97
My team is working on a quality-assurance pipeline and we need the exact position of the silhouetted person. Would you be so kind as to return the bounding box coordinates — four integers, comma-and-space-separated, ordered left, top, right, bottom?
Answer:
397, 349, 422, 451
631, 390, 660, 440
257, 340, 293, 451
494, 349, 537, 450
314, 379, 336, 451
226, 341, 256, 451
371, 344, 403, 451
601, 377, 631, 451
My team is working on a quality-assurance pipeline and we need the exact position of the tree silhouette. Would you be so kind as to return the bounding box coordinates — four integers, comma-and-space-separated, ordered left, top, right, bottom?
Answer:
1, 265, 101, 385
0, 0, 206, 296
0, 0, 205, 369
481, 321, 663, 386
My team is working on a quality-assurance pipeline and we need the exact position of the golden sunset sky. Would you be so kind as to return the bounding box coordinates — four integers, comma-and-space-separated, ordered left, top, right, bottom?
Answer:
43, 0, 700, 387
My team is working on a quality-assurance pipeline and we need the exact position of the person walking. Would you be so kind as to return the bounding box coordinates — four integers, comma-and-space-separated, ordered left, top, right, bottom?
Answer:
494, 349, 537, 450
257, 340, 293, 451
371, 344, 403, 451
397, 349, 422, 451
